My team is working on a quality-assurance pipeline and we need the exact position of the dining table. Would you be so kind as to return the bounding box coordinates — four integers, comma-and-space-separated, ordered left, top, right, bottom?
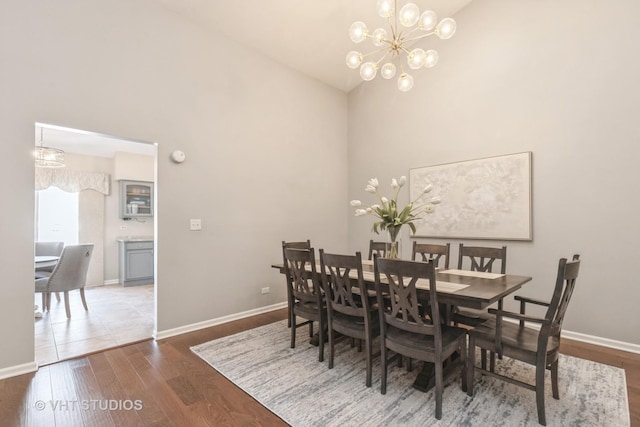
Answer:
272, 256, 532, 392
35, 255, 60, 270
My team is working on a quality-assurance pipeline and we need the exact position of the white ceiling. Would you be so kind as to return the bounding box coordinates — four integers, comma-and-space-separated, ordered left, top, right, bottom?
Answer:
36, 124, 156, 158
37, 1, 473, 156
155, 0, 474, 92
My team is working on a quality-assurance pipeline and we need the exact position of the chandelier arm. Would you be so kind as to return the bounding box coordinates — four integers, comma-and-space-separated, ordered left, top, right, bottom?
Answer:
361, 47, 393, 59
374, 51, 392, 66
403, 31, 437, 43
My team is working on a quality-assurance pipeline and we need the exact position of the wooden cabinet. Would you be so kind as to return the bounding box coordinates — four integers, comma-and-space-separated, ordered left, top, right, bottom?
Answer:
118, 240, 154, 286
120, 180, 153, 219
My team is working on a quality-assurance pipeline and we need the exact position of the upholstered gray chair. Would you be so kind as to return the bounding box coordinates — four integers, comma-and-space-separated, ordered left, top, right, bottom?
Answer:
35, 244, 94, 318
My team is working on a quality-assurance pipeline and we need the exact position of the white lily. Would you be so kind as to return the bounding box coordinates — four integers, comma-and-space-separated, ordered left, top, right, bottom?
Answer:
350, 200, 362, 207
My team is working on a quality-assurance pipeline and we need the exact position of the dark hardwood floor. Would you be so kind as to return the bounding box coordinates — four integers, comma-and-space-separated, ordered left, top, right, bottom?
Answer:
1, 308, 638, 426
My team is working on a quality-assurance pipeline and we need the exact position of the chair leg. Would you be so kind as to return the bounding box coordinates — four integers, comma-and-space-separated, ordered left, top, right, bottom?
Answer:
80, 288, 88, 311
63, 291, 71, 318
290, 313, 296, 348
467, 335, 475, 397
365, 334, 372, 387
318, 320, 325, 362
460, 337, 468, 393
435, 361, 444, 420
551, 360, 560, 400
380, 341, 388, 395
328, 328, 335, 369
536, 360, 547, 426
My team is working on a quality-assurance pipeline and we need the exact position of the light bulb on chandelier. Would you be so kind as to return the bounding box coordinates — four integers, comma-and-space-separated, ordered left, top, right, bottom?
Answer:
345, 0, 456, 92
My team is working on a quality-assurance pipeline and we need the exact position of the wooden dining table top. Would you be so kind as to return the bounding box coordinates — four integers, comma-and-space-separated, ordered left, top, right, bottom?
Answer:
272, 259, 532, 310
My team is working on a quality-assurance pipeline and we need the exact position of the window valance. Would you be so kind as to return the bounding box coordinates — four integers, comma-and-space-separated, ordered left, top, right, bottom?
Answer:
35, 168, 110, 195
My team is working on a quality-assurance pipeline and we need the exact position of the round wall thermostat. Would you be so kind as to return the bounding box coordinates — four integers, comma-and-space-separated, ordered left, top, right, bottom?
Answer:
170, 150, 186, 163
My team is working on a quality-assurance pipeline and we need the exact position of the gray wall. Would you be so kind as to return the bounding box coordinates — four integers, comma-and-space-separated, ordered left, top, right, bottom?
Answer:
0, 0, 348, 370
347, 0, 640, 345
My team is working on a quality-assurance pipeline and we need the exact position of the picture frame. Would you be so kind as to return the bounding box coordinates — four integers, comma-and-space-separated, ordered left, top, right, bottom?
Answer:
409, 152, 532, 240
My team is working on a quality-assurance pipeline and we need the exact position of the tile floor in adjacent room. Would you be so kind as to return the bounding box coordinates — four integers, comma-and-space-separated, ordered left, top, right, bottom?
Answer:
34, 284, 154, 365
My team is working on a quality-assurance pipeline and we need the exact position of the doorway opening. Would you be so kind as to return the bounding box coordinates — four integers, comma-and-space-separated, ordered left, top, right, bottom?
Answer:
34, 122, 157, 365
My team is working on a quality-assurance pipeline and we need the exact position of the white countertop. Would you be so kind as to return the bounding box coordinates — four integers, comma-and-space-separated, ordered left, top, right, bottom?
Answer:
116, 236, 154, 242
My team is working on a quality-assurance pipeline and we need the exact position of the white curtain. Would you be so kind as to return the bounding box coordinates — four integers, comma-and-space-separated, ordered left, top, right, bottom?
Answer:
36, 168, 109, 286
35, 168, 110, 195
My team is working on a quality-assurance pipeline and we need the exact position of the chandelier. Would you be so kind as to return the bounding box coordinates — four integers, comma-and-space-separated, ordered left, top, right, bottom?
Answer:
34, 127, 65, 168
346, 0, 457, 92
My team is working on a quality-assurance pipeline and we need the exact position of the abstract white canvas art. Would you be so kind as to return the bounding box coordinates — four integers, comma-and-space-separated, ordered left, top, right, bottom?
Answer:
410, 152, 532, 240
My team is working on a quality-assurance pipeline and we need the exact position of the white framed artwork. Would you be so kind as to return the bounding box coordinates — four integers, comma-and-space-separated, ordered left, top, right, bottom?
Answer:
410, 152, 532, 240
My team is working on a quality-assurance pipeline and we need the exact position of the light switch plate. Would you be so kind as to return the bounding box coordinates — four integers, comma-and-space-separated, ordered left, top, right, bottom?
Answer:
190, 219, 202, 231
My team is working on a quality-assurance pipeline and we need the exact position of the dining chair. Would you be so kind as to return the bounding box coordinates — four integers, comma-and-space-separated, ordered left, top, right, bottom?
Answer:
368, 240, 390, 260
282, 240, 312, 327
467, 255, 581, 426
282, 246, 326, 362
35, 244, 94, 318
452, 243, 508, 327
35, 241, 65, 304
373, 256, 467, 420
319, 250, 380, 387
411, 242, 450, 269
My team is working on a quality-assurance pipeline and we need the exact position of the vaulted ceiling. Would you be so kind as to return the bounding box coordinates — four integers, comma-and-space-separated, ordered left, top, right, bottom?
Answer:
154, 0, 474, 92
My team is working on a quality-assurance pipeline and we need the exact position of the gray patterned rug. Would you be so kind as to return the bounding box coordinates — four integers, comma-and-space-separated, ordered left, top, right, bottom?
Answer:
191, 320, 629, 426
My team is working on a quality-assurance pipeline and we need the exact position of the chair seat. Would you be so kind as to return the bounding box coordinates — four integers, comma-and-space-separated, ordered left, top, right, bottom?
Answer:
293, 300, 326, 320
331, 310, 380, 337
35, 277, 49, 292
470, 319, 560, 365
452, 307, 491, 326
386, 324, 467, 356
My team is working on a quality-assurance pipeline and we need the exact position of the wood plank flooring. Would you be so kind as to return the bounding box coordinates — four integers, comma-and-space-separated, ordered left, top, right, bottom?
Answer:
3, 308, 638, 426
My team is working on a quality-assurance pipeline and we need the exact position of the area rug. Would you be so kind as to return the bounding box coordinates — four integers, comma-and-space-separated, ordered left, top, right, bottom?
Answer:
191, 320, 629, 426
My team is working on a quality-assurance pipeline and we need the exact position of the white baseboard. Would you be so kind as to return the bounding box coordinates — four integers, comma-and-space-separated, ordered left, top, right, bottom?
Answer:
502, 318, 640, 354
154, 302, 288, 341
0, 361, 38, 380
562, 330, 640, 354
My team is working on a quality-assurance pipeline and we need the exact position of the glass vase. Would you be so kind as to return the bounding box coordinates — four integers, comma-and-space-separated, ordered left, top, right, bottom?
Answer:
387, 226, 402, 259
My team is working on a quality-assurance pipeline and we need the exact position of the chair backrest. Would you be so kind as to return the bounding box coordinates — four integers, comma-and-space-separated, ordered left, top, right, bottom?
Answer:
368, 240, 390, 260
374, 256, 442, 341
46, 244, 94, 292
282, 247, 322, 305
282, 240, 311, 250
319, 250, 372, 318
412, 242, 450, 269
35, 241, 64, 257
457, 243, 507, 273
544, 254, 581, 339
